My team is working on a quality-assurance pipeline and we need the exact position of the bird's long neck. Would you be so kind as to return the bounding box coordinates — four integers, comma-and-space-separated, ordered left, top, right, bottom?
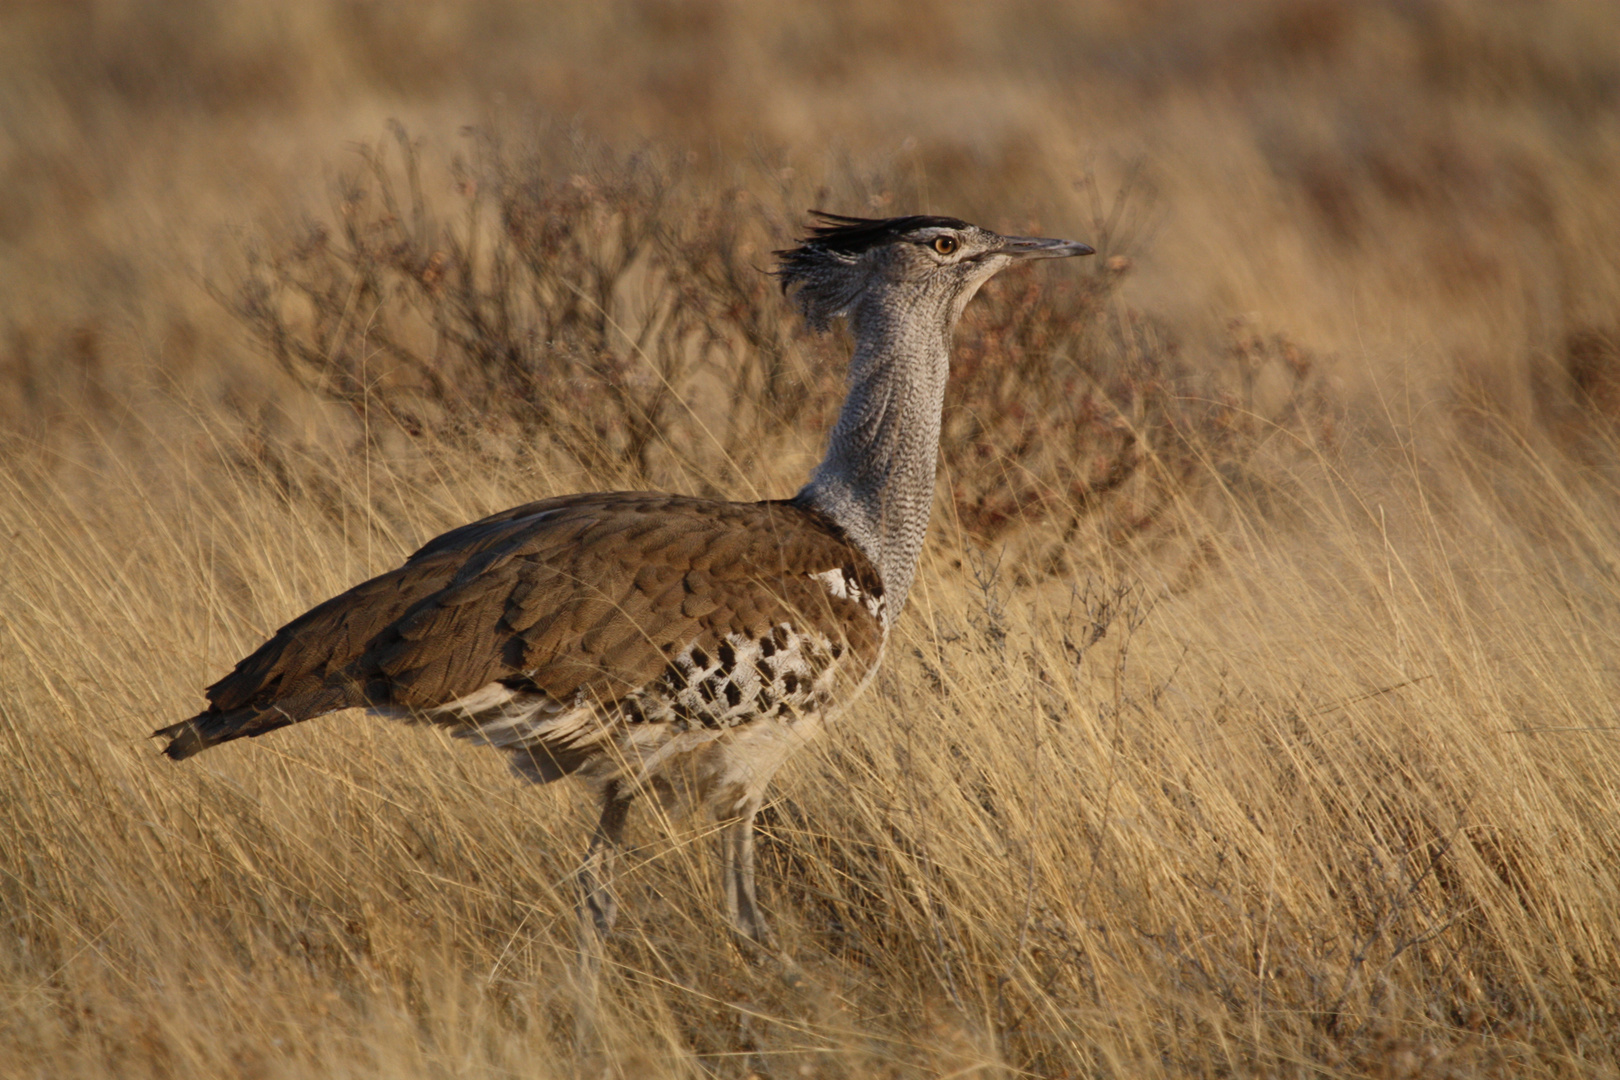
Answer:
798, 289, 956, 626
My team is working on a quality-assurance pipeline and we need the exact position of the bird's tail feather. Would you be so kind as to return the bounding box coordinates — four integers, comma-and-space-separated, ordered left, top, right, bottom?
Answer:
153, 688, 352, 760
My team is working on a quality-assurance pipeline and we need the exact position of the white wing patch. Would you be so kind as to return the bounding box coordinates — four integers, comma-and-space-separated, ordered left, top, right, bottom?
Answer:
809, 567, 884, 620
428, 684, 603, 752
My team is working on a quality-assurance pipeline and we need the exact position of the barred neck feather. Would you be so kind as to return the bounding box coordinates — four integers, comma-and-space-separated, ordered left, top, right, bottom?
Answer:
797, 281, 964, 626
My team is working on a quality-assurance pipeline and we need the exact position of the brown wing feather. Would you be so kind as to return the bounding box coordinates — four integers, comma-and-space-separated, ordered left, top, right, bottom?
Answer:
156, 494, 882, 759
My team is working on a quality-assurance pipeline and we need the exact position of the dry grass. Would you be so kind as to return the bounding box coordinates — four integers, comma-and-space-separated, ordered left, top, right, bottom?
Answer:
5, 2, 1620, 1076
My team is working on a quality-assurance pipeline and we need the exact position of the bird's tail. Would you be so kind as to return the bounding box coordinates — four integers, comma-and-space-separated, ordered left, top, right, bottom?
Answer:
153, 689, 351, 760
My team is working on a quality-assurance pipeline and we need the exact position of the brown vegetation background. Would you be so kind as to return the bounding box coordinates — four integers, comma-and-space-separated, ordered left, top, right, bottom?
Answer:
4, 2, 1620, 1076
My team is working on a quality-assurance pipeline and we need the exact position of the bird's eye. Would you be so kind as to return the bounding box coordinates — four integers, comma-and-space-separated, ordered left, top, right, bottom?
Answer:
932, 236, 959, 255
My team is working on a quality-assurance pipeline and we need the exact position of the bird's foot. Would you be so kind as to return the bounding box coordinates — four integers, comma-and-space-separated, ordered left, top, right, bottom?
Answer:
727, 917, 804, 988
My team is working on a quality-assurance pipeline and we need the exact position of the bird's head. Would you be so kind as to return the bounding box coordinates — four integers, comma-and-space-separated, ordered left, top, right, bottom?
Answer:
774, 212, 1094, 332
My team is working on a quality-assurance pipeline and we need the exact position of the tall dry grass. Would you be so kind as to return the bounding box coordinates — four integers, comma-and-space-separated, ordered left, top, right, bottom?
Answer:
6, 363, 1620, 1078
5, 1, 1620, 1076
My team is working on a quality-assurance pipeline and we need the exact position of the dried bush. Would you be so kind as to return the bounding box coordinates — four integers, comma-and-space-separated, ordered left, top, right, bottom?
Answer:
228, 130, 1338, 563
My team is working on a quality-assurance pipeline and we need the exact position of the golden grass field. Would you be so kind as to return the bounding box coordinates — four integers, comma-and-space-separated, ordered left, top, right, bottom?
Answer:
4, 2, 1620, 1076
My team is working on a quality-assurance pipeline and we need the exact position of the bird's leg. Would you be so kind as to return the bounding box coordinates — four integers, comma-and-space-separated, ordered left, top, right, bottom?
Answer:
720, 799, 774, 948
574, 781, 632, 1045
721, 813, 750, 934
720, 801, 805, 987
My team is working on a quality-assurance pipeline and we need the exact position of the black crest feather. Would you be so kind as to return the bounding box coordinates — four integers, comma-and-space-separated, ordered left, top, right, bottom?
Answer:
773, 211, 969, 330
787, 211, 970, 255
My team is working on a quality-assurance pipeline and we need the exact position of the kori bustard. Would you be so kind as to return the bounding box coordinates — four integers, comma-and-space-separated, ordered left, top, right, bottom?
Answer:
156, 212, 1092, 972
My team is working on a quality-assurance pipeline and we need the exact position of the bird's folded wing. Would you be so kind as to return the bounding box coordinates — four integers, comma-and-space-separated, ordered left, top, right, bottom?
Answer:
164, 494, 881, 756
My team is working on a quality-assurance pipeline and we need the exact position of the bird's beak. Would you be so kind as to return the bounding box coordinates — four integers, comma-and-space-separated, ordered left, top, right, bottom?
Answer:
993, 235, 1096, 260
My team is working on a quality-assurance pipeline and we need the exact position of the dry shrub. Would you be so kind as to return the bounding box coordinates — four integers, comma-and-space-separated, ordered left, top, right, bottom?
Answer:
229, 129, 840, 491
226, 132, 1341, 574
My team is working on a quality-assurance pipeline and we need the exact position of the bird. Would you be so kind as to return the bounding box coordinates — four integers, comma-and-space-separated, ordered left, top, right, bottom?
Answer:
155, 211, 1093, 998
